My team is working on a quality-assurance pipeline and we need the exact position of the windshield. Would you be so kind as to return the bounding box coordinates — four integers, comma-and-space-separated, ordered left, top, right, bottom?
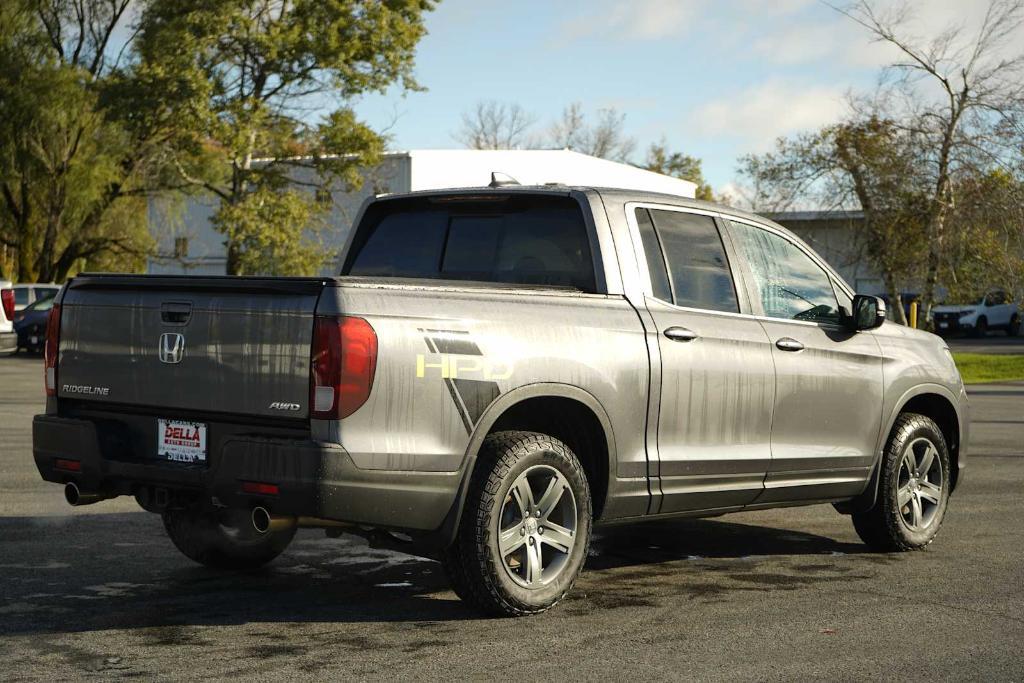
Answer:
25, 297, 55, 313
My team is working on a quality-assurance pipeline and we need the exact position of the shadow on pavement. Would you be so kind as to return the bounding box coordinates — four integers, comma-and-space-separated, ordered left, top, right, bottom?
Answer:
0, 511, 881, 636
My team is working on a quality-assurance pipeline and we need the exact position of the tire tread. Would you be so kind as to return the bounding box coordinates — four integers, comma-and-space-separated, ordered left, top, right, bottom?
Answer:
852, 412, 949, 552
442, 430, 591, 617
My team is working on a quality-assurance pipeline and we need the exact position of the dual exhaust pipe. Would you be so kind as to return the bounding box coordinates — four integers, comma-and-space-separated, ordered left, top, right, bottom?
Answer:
62, 484, 344, 536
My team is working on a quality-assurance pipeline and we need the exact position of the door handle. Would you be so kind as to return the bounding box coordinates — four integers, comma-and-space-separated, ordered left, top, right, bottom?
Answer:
775, 337, 804, 352
664, 326, 699, 342
160, 302, 192, 325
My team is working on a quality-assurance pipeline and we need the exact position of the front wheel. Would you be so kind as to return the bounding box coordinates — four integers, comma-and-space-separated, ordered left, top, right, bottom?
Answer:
162, 508, 295, 570
973, 317, 988, 337
442, 431, 592, 617
852, 413, 951, 551
1008, 314, 1020, 337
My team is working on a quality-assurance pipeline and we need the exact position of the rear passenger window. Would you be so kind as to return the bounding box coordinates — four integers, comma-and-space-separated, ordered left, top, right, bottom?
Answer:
634, 208, 673, 303
647, 209, 738, 313
728, 220, 841, 324
346, 196, 597, 292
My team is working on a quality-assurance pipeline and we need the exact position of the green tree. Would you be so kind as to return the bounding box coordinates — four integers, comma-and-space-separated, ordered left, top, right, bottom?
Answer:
0, 0, 163, 282
835, 0, 1024, 318
644, 142, 714, 201
943, 170, 1024, 303
136, 0, 435, 276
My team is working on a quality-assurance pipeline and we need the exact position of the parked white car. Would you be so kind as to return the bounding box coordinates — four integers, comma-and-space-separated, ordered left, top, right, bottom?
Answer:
1, 280, 16, 354
932, 289, 1020, 337
10, 283, 61, 312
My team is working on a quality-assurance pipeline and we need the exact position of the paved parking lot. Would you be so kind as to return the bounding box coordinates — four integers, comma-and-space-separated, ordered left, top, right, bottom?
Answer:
946, 333, 1024, 355
1, 353, 1022, 680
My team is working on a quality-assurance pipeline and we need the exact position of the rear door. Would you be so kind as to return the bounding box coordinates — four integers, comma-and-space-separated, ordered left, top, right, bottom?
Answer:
724, 218, 883, 503
58, 276, 323, 420
629, 205, 775, 514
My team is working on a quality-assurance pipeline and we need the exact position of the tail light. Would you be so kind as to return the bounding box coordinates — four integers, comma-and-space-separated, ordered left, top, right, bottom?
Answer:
310, 316, 377, 420
1, 289, 13, 321
44, 303, 62, 396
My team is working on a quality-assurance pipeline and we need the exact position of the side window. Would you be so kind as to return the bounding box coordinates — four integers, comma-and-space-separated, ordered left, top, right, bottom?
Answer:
728, 220, 841, 324
648, 209, 738, 313
986, 290, 1006, 306
14, 288, 29, 306
634, 208, 672, 302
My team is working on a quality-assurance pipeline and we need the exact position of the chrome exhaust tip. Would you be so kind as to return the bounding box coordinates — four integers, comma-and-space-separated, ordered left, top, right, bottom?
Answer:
252, 506, 272, 534
64, 482, 106, 506
251, 507, 299, 534
64, 482, 81, 506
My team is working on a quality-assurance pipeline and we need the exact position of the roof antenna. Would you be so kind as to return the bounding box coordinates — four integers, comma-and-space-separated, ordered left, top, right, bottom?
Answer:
489, 172, 520, 188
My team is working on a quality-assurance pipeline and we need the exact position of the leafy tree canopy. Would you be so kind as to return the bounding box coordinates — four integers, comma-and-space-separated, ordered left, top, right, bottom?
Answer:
136, 0, 435, 275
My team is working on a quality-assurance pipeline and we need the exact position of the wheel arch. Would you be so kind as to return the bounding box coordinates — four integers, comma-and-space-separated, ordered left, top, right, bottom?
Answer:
839, 383, 964, 514
465, 383, 616, 520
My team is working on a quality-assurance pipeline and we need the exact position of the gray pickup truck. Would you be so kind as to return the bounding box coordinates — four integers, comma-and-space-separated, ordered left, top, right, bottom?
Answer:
33, 186, 968, 616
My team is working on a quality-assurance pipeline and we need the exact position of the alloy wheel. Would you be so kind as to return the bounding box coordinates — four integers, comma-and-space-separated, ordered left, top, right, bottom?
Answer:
497, 465, 578, 588
896, 437, 944, 532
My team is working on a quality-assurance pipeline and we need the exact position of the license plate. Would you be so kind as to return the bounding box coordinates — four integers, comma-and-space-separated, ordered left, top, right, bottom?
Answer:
157, 419, 207, 463
30, 335, 38, 344
938, 322, 948, 329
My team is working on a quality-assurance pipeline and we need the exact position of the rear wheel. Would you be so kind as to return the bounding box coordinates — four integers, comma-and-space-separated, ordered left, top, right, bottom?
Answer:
442, 431, 592, 617
852, 413, 951, 551
162, 508, 295, 570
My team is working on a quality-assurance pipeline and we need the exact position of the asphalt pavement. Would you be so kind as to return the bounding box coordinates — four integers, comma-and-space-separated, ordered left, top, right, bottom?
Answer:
1, 353, 1022, 680
946, 333, 1024, 355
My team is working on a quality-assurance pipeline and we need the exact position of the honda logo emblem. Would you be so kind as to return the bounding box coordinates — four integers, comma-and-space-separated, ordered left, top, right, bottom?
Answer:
159, 333, 185, 364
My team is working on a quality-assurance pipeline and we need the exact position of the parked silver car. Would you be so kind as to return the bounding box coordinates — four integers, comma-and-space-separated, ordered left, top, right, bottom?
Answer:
33, 187, 968, 616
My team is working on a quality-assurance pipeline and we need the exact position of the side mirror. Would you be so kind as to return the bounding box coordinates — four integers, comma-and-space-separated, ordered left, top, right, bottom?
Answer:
847, 294, 886, 331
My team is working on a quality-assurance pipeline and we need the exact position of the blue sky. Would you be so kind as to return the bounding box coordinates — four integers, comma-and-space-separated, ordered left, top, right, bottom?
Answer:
351, 0, 1004, 193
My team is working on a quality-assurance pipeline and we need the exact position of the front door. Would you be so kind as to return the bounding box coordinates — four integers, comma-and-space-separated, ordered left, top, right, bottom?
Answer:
725, 219, 884, 503
632, 206, 775, 514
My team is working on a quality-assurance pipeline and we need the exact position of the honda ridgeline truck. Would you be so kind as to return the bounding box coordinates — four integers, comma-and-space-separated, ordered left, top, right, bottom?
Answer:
33, 186, 968, 616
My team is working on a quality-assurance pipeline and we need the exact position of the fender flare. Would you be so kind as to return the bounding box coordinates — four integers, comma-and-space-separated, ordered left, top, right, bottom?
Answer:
431, 383, 617, 549
466, 382, 617, 472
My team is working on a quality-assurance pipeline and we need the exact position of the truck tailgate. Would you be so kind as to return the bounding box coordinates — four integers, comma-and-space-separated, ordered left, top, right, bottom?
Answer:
58, 275, 326, 420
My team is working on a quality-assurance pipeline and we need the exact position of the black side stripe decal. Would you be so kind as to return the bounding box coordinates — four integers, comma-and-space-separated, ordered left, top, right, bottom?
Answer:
421, 331, 473, 434
418, 328, 498, 435
423, 329, 482, 356
453, 378, 500, 425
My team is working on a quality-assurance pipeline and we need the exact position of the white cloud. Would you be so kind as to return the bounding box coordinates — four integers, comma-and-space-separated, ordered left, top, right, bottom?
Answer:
560, 0, 705, 42
748, 1, 1024, 68
688, 81, 848, 149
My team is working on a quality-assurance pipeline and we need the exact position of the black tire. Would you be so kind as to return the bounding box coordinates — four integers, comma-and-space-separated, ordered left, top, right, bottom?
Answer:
1008, 314, 1020, 337
973, 316, 988, 337
441, 431, 592, 617
162, 508, 295, 570
852, 413, 951, 552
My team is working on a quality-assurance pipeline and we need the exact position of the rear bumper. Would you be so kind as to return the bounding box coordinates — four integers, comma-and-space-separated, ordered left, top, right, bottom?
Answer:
32, 414, 467, 535
0, 330, 16, 353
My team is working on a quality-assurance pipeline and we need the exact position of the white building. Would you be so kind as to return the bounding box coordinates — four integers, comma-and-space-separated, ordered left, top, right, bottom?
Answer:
148, 149, 698, 275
